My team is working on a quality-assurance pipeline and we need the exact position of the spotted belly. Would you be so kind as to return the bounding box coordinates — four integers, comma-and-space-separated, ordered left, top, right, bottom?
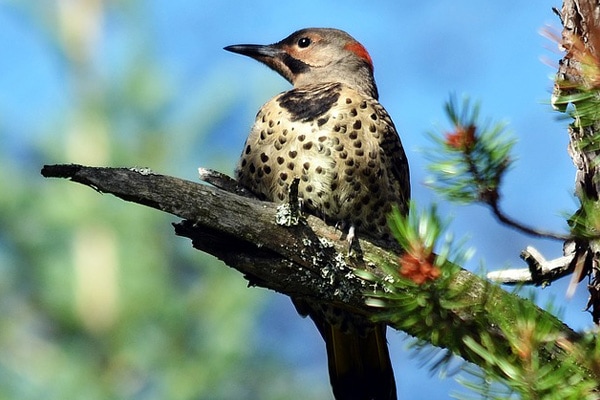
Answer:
236, 85, 408, 241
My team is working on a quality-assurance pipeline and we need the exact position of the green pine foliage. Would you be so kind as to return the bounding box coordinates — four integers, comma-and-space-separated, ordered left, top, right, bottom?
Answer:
360, 92, 600, 398
357, 205, 600, 399
426, 96, 514, 206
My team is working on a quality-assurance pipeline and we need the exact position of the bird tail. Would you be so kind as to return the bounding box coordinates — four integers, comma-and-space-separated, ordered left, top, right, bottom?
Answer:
292, 298, 397, 399
322, 322, 397, 400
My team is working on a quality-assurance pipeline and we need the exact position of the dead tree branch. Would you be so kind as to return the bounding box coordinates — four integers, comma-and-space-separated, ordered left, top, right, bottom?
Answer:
41, 163, 590, 379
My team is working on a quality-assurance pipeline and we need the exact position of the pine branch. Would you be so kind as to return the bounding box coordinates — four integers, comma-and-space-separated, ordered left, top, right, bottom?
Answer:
41, 163, 590, 381
427, 96, 569, 241
487, 199, 570, 240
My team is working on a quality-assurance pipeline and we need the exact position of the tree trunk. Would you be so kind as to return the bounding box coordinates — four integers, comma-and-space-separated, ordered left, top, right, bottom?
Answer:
555, 0, 600, 322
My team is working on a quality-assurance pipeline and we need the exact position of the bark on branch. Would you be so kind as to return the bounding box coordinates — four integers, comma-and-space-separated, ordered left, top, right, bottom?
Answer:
554, 0, 600, 322
41, 163, 588, 378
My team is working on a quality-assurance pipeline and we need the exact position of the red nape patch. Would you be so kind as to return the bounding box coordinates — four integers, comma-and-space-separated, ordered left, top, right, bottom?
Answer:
344, 41, 373, 68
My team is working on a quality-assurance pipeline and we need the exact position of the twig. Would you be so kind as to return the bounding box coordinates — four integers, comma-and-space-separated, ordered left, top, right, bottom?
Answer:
197, 167, 254, 197
488, 199, 571, 241
487, 246, 575, 285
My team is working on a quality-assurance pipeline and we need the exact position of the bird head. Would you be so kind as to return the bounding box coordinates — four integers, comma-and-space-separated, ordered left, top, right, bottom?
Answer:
225, 28, 379, 99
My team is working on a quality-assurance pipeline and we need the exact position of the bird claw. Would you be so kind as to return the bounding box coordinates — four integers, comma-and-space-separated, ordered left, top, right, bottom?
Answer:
333, 222, 356, 252
346, 225, 356, 253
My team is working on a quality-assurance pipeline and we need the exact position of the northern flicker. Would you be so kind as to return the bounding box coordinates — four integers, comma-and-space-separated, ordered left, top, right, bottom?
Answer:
225, 28, 409, 400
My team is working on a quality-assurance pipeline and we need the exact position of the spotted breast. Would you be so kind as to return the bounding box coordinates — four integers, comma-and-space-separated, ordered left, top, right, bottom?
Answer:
236, 81, 409, 241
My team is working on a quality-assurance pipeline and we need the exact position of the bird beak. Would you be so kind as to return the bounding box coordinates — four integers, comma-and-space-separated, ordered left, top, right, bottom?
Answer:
224, 42, 299, 85
224, 44, 283, 60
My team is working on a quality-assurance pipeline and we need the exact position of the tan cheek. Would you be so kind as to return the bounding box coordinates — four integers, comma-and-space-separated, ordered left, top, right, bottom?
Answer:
287, 46, 321, 67
283, 44, 304, 59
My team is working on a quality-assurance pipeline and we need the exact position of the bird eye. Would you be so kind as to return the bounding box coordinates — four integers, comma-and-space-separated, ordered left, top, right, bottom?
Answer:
297, 37, 311, 48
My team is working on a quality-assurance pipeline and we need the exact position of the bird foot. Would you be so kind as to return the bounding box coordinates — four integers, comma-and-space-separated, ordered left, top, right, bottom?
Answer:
346, 225, 356, 253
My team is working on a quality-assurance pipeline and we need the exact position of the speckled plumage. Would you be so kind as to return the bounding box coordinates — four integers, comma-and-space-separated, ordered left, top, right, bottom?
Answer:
226, 28, 408, 400
236, 81, 409, 242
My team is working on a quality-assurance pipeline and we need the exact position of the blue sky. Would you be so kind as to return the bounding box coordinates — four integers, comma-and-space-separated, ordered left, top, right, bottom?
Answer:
1, 1, 585, 398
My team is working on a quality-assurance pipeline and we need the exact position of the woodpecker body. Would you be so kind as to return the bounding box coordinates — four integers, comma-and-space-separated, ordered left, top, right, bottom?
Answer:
226, 28, 409, 400
238, 81, 407, 240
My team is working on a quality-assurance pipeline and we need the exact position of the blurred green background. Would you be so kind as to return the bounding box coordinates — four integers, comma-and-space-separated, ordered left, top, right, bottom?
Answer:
0, 2, 315, 399
0, 0, 586, 399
